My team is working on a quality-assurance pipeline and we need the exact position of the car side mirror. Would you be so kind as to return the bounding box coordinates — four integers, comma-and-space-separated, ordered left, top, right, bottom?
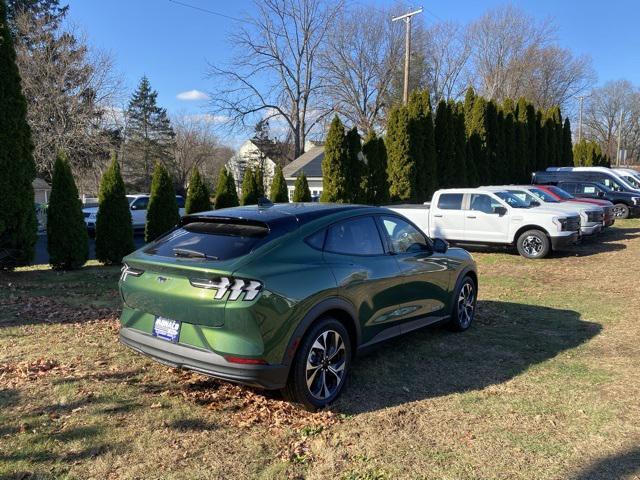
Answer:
493, 206, 507, 216
433, 238, 449, 254
130, 205, 138, 210
529, 200, 541, 207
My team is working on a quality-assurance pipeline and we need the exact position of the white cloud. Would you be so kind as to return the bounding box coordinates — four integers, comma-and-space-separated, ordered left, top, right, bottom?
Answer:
189, 113, 229, 124
176, 89, 210, 101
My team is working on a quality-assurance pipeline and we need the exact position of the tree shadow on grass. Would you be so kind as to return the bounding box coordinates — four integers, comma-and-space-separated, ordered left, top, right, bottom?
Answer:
334, 300, 601, 414
570, 446, 640, 480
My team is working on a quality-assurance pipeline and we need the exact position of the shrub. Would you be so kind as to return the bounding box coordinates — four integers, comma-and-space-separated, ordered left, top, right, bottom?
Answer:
145, 162, 179, 242
185, 167, 211, 214
241, 168, 260, 205
47, 150, 88, 269
214, 168, 239, 209
270, 165, 289, 203
292, 172, 312, 202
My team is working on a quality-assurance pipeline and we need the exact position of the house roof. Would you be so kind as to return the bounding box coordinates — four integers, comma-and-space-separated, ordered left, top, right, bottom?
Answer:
32, 178, 50, 190
283, 145, 324, 178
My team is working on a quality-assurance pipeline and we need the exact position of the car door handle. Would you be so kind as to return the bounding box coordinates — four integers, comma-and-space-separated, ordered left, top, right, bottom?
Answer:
466, 215, 477, 219
434, 214, 443, 218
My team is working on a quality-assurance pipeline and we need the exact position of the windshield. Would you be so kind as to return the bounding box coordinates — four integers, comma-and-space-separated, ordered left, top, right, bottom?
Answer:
528, 188, 560, 203
493, 191, 529, 208
503, 190, 540, 207
547, 186, 574, 200
623, 175, 640, 189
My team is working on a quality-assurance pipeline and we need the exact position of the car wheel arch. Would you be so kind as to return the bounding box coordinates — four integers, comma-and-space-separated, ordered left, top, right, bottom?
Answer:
513, 225, 551, 245
282, 297, 360, 367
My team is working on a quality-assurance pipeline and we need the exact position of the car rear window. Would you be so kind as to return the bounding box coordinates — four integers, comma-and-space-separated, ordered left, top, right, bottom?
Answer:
144, 221, 269, 260
437, 193, 463, 210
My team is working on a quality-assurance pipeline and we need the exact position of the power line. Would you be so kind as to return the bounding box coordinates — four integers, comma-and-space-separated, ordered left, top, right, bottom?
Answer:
168, 0, 250, 24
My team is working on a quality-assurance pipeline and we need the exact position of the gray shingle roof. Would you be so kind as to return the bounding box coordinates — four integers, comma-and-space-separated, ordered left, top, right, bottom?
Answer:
282, 146, 324, 178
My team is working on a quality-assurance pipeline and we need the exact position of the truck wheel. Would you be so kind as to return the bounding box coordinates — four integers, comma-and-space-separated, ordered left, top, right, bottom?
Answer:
516, 229, 550, 259
613, 203, 630, 219
447, 275, 477, 332
282, 317, 351, 411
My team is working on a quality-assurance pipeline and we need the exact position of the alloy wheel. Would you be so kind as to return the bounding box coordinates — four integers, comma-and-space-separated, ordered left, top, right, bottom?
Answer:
305, 330, 346, 400
522, 235, 543, 256
457, 282, 475, 328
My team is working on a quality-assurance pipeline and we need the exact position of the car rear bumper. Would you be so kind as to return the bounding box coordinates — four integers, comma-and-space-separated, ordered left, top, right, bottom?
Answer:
119, 327, 289, 390
551, 232, 580, 250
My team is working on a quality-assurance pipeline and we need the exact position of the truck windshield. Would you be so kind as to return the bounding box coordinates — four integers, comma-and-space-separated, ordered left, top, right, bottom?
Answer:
493, 191, 530, 208
622, 175, 640, 189
547, 186, 575, 200
528, 188, 560, 203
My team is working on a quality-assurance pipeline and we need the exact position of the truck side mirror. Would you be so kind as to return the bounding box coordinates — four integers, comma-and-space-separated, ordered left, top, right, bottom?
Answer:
432, 238, 449, 254
494, 206, 507, 216
529, 200, 541, 207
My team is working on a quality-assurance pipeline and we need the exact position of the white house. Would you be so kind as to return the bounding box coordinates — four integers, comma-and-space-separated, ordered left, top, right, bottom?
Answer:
283, 143, 324, 201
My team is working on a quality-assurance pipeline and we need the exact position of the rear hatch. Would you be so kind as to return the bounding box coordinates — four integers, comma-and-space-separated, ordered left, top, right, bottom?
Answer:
120, 218, 275, 327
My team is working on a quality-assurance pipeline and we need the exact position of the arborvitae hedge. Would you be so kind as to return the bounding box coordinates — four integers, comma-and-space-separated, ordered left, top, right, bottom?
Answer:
0, 0, 37, 268
362, 131, 389, 204
241, 168, 259, 205
270, 164, 289, 203
562, 118, 574, 167
408, 89, 437, 200
145, 162, 179, 242
386, 105, 415, 201
466, 96, 488, 185
292, 172, 312, 202
573, 139, 608, 167
47, 151, 88, 269
214, 168, 239, 209
95, 153, 134, 264
452, 102, 469, 187
321, 116, 350, 203
185, 167, 211, 214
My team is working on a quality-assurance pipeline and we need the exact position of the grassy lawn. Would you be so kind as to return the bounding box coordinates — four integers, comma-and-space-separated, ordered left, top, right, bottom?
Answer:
1, 221, 640, 479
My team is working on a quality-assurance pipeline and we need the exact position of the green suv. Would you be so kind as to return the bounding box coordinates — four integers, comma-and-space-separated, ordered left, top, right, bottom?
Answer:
119, 203, 478, 409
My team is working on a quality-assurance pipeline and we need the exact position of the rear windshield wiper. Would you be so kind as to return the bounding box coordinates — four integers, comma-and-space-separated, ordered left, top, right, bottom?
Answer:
173, 248, 218, 260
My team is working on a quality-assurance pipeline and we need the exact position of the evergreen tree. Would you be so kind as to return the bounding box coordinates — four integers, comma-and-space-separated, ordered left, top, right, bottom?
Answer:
126, 76, 175, 190
185, 167, 211, 214
523, 102, 537, 175
47, 150, 88, 269
95, 153, 134, 264
408, 89, 437, 200
362, 131, 389, 204
544, 113, 557, 168
536, 110, 548, 171
502, 101, 517, 183
515, 98, 532, 182
434, 100, 455, 188
484, 100, 500, 185
0, 0, 37, 268
573, 139, 607, 167
270, 164, 289, 203
463, 87, 476, 133
494, 107, 507, 184
452, 102, 470, 187
346, 126, 366, 203
214, 168, 239, 209
467, 96, 489, 185
145, 162, 179, 242
241, 168, 260, 205
562, 118, 573, 167
321, 116, 350, 203
254, 166, 265, 198
292, 172, 312, 202
386, 105, 415, 200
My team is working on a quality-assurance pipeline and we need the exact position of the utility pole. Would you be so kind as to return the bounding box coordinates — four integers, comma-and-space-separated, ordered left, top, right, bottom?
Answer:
392, 8, 423, 105
616, 109, 623, 166
577, 95, 586, 143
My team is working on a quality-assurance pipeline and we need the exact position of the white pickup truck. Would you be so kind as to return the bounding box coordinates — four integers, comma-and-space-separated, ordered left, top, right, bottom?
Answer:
83, 194, 186, 233
388, 188, 581, 259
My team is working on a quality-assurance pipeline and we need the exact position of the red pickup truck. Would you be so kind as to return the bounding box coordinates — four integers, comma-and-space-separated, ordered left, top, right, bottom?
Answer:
534, 185, 615, 228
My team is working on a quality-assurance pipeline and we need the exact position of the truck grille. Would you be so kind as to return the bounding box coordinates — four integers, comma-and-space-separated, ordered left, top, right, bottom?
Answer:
603, 206, 613, 219
586, 211, 604, 223
564, 216, 581, 232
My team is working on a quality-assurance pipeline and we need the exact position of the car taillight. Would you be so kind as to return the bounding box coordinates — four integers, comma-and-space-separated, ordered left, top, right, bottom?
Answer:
120, 263, 144, 281
224, 355, 267, 365
189, 276, 263, 301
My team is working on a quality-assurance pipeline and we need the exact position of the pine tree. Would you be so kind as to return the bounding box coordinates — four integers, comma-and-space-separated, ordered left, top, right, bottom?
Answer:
345, 126, 366, 203
270, 164, 289, 203
241, 168, 260, 205
0, 0, 37, 268
145, 162, 179, 242
362, 131, 389, 204
95, 153, 134, 264
386, 105, 415, 200
321, 116, 350, 203
467, 96, 489, 185
214, 168, 239, 209
408, 89, 437, 200
47, 150, 88, 269
185, 167, 211, 214
562, 118, 573, 167
125, 76, 175, 190
292, 172, 312, 202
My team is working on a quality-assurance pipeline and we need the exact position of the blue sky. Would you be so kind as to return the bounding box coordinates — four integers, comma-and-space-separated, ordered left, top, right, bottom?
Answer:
66, 0, 639, 140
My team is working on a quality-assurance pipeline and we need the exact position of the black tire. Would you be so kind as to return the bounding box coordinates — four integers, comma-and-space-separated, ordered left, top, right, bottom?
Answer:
516, 229, 550, 259
447, 275, 477, 332
282, 317, 351, 411
613, 203, 630, 219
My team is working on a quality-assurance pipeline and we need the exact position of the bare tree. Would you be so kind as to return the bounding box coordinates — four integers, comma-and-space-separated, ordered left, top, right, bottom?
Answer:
169, 115, 234, 193
207, 0, 342, 158
583, 80, 640, 163
320, 5, 403, 133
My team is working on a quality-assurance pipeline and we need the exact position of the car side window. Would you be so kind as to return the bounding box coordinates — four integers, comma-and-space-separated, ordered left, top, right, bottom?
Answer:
582, 184, 597, 194
437, 193, 463, 210
601, 178, 623, 192
380, 216, 429, 254
324, 217, 384, 256
560, 183, 577, 194
132, 197, 149, 210
469, 194, 503, 214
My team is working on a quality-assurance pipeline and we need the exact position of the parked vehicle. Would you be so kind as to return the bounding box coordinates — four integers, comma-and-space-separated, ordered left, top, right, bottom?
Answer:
533, 185, 615, 228
83, 194, 186, 233
481, 185, 604, 236
118, 203, 478, 409
613, 168, 640, 190
532, 176, 640, 219
537, 167, 640, 194
389, 188, 581, 259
